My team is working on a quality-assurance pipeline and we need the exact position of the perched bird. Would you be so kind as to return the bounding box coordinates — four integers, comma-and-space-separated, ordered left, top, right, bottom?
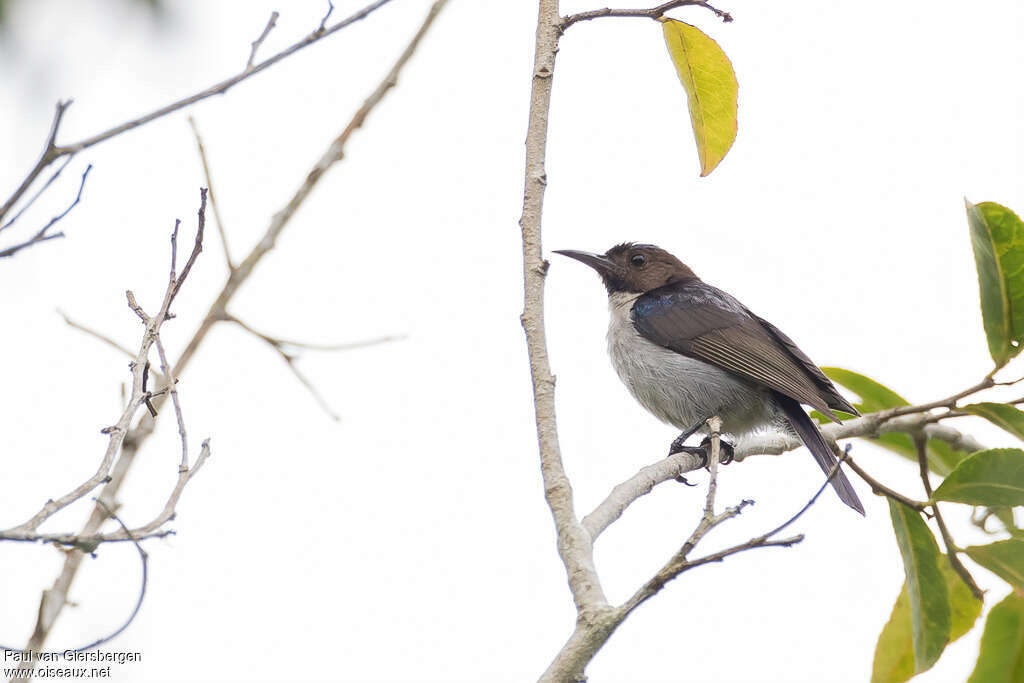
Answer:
554, 243, 864, 515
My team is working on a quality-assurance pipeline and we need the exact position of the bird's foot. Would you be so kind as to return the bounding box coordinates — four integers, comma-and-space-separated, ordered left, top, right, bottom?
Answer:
667, 417, 710, 456
701, 435, 735, 466
667, 438, 734, 484
667, 444, 709, 485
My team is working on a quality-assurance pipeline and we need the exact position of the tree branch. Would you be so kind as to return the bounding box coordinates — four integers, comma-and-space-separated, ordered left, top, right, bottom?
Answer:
10, 1, 449, 664
844, 455, 929, 512
187, 117, 233, 270
519, 0, 612, 626
0, 164, 92, 259
247, 11, 280, 70
560, 0, 732, 29
0, 0, 398, 226
0, 501, 149, 658
913, 435, 984, 601
1, 194, 212, 675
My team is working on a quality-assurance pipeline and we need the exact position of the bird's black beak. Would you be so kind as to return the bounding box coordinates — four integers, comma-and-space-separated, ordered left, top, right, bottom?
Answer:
553, 249, 615, 275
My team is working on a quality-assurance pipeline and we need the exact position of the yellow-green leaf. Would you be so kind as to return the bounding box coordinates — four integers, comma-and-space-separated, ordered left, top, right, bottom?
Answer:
965, 539, 1024, 591
888, 499, 951, 673
661, 19, 737, 177
968, 592, 1024, 683
966, 200, 1024, 369
872, 558, 983, 683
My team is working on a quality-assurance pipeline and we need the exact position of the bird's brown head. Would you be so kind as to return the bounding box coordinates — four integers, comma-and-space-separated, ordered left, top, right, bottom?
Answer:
554, 243, 697, 295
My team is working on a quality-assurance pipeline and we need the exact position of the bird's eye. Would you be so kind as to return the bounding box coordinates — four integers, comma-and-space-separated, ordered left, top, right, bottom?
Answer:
630, 254, 646, 268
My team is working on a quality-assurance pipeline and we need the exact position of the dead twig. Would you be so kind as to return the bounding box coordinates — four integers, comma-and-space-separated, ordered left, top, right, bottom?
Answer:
0, 165, 92, 259
12, 2, 448, 665
187, 117, 233, 270
0, 501, 149, 655
247, 11, 280, 69
560, 0, 732, 29
0, 0, 397, 226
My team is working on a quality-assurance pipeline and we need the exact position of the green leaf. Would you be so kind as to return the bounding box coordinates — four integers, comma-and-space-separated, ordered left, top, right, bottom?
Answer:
933, 448, 1024, 507
924, 439, 971, 477
809, 408, 858, 423
965, 539, 1024, 591
822, 367, 910, 411
966, 200, 1024, 369
660, 19, 737, 177
872, 558, 983, 682
887, 499, 951, 673
965, 402, 1024, 442
968, 592, 1024, 683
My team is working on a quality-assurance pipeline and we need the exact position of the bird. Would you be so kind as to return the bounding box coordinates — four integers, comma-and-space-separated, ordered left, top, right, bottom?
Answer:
554, 242, 865, 515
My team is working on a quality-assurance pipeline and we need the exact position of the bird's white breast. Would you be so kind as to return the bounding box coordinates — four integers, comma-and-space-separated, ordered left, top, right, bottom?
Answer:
605, 292, 775, 436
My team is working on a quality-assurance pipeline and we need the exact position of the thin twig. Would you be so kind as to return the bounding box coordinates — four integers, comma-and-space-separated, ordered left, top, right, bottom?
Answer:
0, 155, 75, 233
0, 100, 72, 224
318, 0, 335, 33
0, 164, 92, 259
155, 337, 189, 470
888, 373, 997, 418
0, 0, 398, 226
561, 0, 732, 29
187, 117, 233, 270
0, 190, 207, 539
58, 310, 134, 357
224, 314, 403, 351
223, 314, 402, 421
914, 435, 984, 601
620, 450, 847, 618
11, 3, 449, 664
247, 11, 280, 69
844, 455, 929, 512
0, 501, 149, 655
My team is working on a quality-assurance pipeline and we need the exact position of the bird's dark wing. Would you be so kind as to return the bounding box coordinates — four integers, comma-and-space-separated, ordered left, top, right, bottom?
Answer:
752, 314, 859, 416
631, 279, 854, 421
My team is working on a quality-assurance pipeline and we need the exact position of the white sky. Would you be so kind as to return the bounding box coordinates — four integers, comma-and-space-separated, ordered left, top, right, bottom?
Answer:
1, 0, 1023, 681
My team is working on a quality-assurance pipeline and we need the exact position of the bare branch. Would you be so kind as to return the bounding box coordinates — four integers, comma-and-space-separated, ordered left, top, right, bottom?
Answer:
0, 191, 207, 541
224, 314, 403, 353
582, 449, 706, 540
520, 0, 611, 626
187, 117, 233, 270
0, 100, 72, 223
12, 2, 448, 661
58, 310, 134, 357
0, 155, 74, 234
581, 410, 979, 545
247, 11, 280, 70
0, 501, 149, 658
0, 164, 92, 259
914, 435, 984, 601
223, 314, 402, 421
561, 0, 733, 29
0, 0, 398, 225
844, 455, 929, 512
318, 1, 335, 33
155, 337, 189, 470
620, 450, 846, 618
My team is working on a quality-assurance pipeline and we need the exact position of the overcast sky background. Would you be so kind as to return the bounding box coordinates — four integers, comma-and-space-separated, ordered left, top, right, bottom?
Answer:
1, 0, 1023, 681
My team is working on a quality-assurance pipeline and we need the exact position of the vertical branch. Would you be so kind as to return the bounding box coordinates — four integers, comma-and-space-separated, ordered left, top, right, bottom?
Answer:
518, 0, 608, 613
913, 434, 983, 600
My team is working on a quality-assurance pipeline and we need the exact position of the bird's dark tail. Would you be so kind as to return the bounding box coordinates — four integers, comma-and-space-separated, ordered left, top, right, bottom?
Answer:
773, 392, 865, 515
